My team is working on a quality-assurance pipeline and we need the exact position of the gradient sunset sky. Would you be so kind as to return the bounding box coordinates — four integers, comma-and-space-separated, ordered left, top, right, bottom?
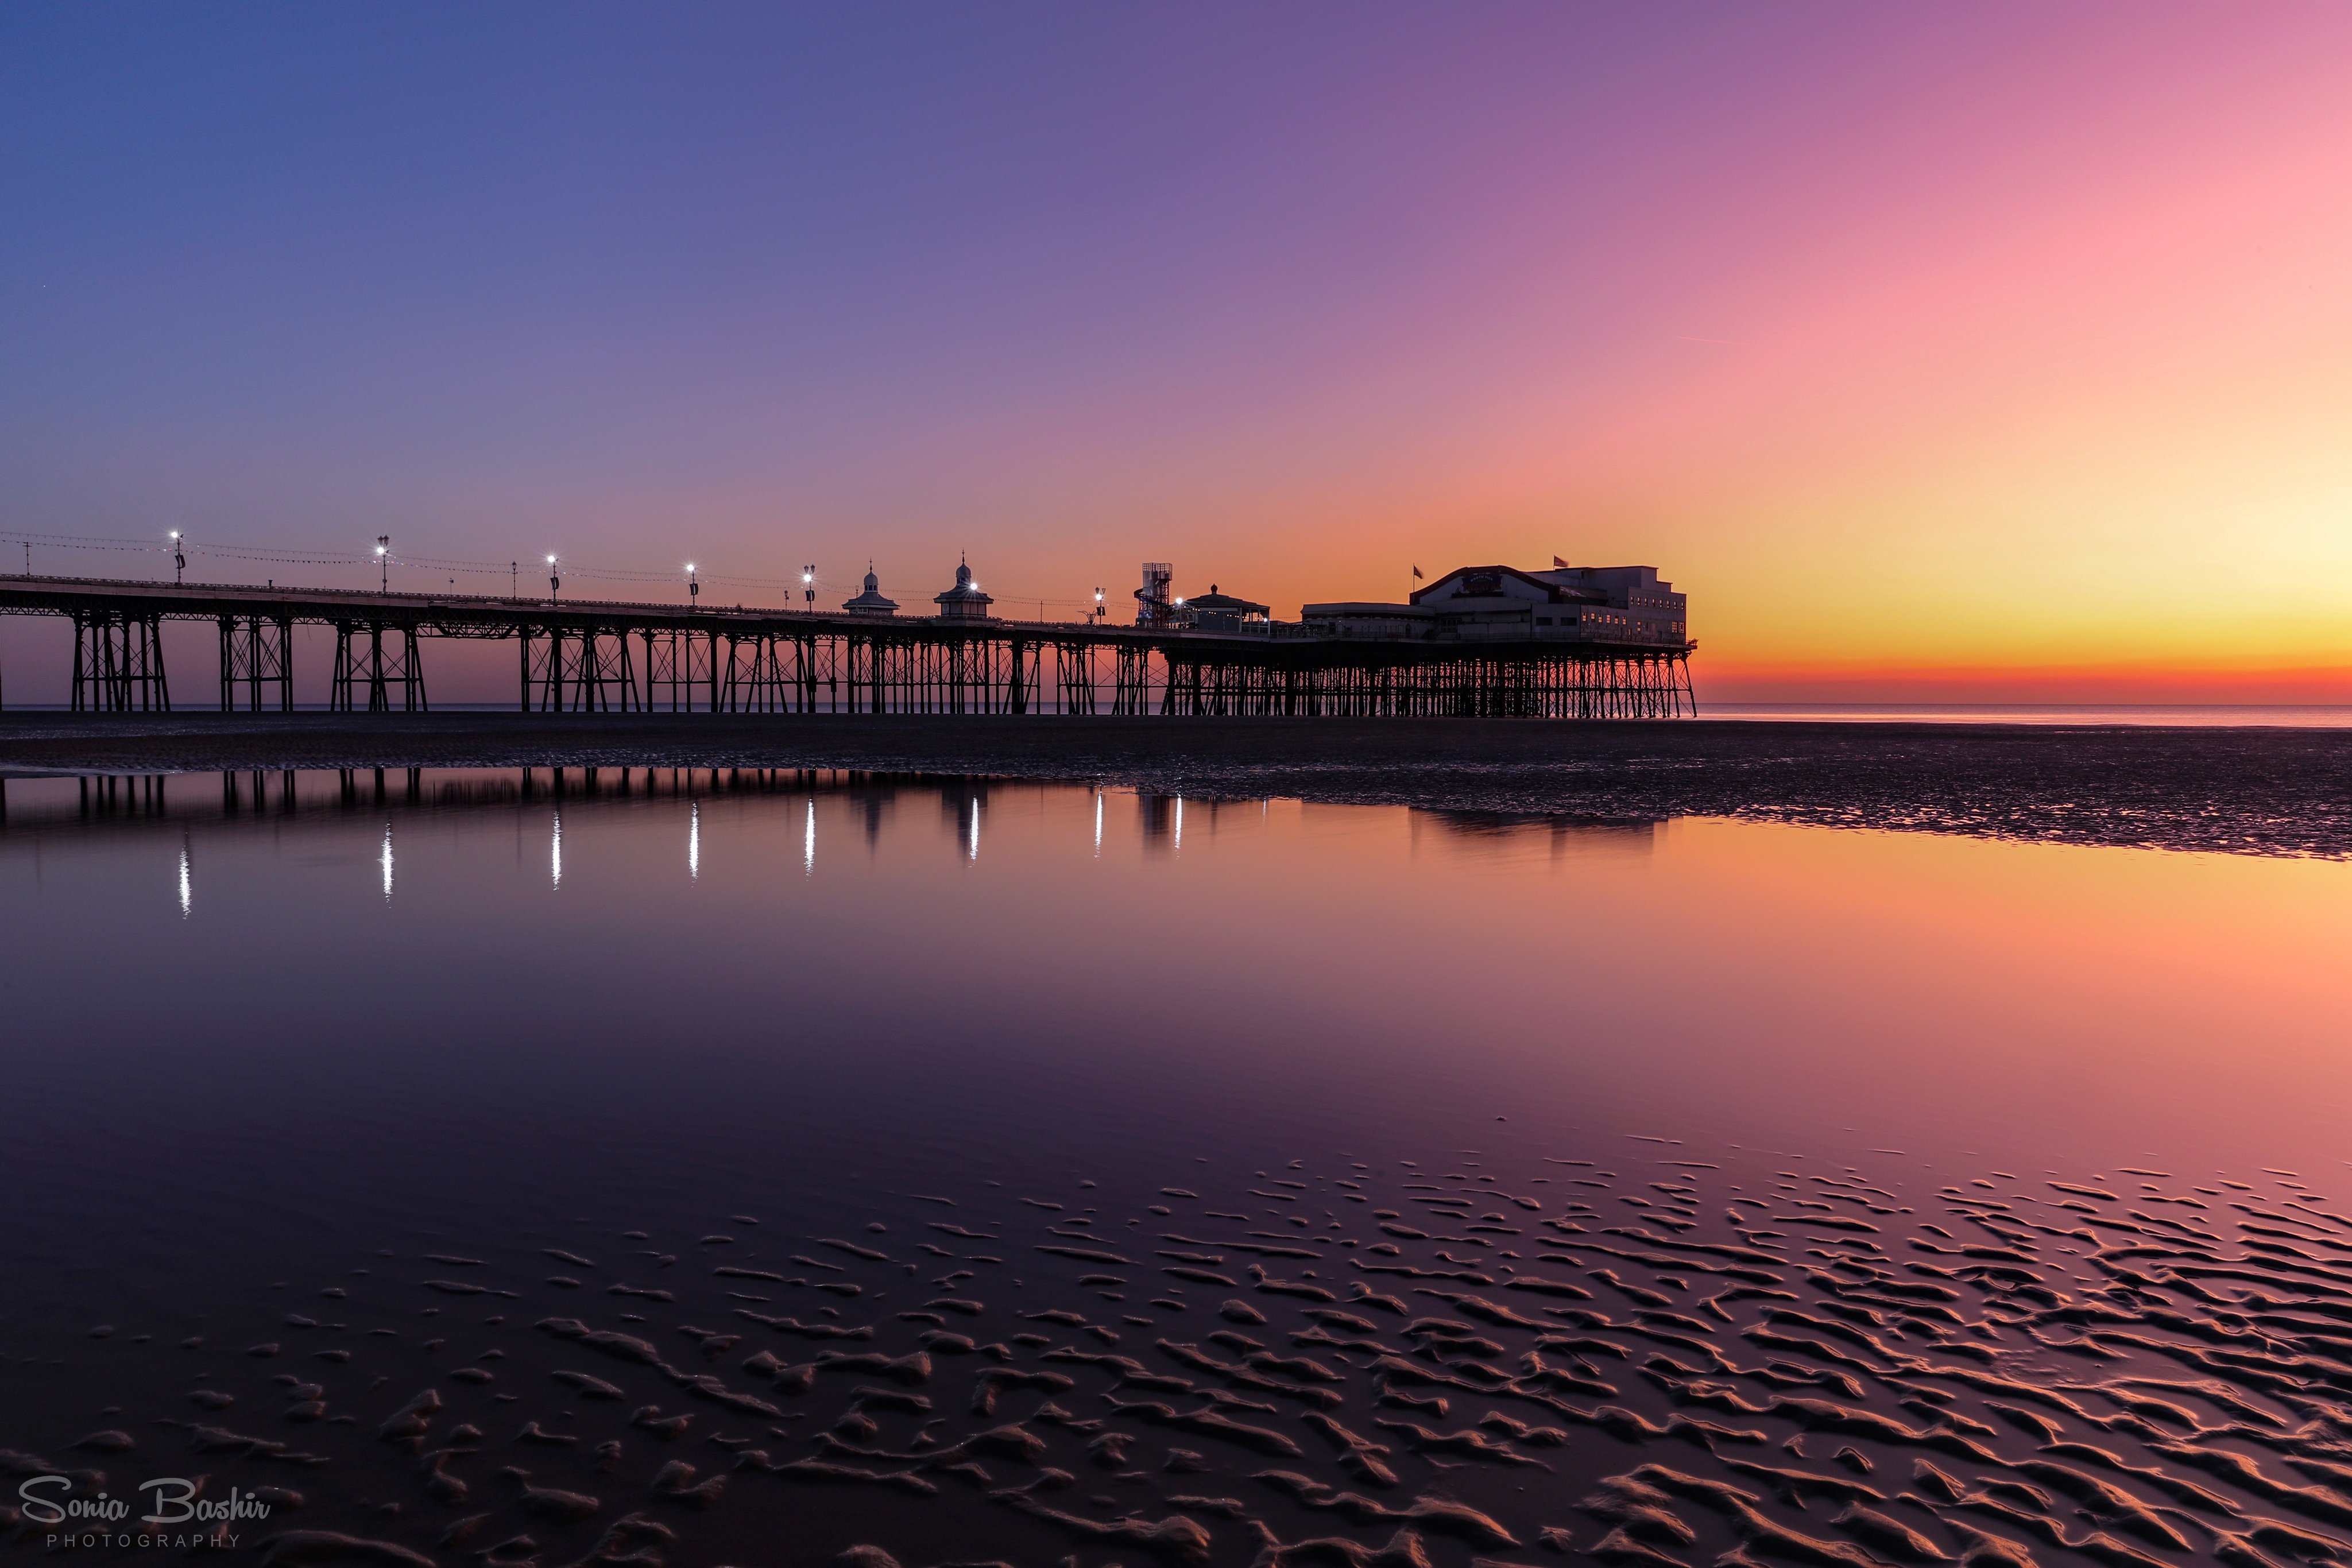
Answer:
5, 3, 2349, 700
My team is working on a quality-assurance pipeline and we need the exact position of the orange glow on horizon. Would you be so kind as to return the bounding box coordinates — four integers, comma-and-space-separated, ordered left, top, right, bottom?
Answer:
7, 7, 2351, 704
1691, 661, 2352, 707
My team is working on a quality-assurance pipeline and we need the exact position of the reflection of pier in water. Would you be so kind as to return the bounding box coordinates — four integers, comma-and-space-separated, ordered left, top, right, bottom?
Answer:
0, 768, 1025, 852
0, 768, 1664, 904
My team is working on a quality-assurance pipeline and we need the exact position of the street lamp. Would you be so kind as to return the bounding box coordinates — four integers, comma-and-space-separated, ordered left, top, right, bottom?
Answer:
1093, 586, 1104, 626
547, 554, 560, 603
169, 531, 184, 586
803, 565, 815, 614
376, 536, 390, 593
687, 563, 699, 611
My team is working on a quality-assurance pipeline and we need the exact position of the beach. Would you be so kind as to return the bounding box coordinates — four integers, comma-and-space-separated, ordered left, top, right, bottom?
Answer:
6, 712, 2347, 857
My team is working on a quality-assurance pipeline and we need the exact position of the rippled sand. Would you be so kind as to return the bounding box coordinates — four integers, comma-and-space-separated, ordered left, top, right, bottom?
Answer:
16, 1147, 2352, 1567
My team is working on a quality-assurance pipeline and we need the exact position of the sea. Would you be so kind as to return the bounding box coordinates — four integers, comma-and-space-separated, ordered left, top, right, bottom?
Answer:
1707, 703, 2352, 727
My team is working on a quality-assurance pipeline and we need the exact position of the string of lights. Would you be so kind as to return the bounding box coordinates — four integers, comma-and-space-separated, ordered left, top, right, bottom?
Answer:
0, 528, 1112, 611
0, 530, 169, 552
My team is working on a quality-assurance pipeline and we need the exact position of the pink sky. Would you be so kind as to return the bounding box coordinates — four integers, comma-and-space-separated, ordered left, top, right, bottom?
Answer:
3, 4, 2349, 701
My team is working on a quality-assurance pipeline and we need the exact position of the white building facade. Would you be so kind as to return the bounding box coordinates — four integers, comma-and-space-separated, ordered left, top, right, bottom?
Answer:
1303, 563, 1688, 645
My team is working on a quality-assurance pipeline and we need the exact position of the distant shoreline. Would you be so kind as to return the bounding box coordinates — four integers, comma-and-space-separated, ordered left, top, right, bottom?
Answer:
4, 712, 2347, 858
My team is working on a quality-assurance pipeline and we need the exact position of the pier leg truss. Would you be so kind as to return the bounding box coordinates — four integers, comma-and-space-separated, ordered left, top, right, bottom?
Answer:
504, 636, 1694, 718
218, 614, 295, 711
524, 625, 637, 712
331, 622, 427, 712
1155, 648, 1696, 718
71, 609, 171, 712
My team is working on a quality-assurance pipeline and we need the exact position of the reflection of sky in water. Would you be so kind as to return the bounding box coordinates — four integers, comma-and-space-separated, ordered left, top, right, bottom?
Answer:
2, 767, 2348, 1337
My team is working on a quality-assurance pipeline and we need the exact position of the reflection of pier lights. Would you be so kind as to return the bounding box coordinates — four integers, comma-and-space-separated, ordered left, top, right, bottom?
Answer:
22, 769, 1394, 862
938, 784, 988, 861
380, 821, 394, 901
177, 834, 192, 919
804, 797, 816, 876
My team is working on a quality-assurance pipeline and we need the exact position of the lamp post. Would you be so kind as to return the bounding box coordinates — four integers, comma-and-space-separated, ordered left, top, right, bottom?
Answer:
1093, 587, 1104, 626
687, 564, 699, 611
169, 531, 184, 586
547, 555, 560, 604
803, 566, 815, 614
376, 536, 390, 593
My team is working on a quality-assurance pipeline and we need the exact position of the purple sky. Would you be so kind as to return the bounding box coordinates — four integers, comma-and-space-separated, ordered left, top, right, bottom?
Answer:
7, 4, 2351, 699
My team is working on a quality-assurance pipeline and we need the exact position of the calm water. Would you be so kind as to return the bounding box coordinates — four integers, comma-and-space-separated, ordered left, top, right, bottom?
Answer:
3, 769, 2350, 1563
1707, 702, 2352, 726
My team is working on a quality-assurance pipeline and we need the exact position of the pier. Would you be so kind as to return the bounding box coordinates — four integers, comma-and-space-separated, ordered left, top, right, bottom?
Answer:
0, 571, 1696, 719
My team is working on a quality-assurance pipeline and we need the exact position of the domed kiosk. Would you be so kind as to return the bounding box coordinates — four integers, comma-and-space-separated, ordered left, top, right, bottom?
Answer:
842, 567, 898, 617
932, 556, 995, 623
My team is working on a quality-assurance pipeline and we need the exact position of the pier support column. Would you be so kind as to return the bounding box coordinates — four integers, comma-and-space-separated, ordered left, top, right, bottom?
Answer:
71, 609, 171, 712
330, 622, 426, 712
218, 615, 294, 711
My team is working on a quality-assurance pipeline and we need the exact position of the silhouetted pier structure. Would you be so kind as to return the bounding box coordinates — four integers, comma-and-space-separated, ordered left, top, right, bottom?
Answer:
0, 574, 1696, 718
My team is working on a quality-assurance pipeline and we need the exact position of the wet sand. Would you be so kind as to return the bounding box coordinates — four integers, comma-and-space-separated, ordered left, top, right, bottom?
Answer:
5, 713, 2350, 856
13, 1145, 2352, 1567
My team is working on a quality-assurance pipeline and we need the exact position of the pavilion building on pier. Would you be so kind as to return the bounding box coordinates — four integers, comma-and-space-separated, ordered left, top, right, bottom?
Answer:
1303, 563, 1687, 645
842, 568, 898, 617
933, 558, 995, 622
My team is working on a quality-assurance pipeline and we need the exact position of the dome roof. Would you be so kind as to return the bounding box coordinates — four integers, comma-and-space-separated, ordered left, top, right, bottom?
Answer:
933, 553, 995, 617
842, 564, 898, 614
